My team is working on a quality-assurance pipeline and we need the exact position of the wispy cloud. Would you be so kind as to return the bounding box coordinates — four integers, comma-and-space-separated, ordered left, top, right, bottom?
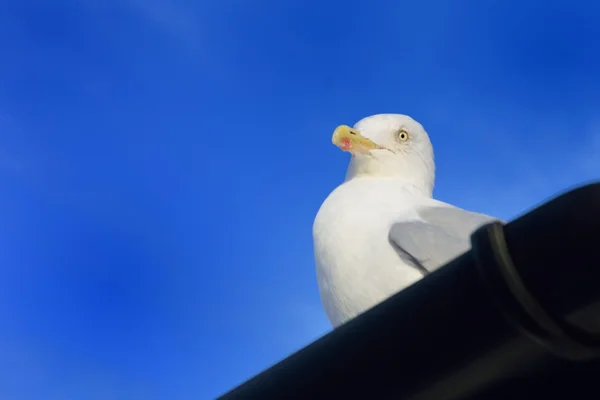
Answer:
123, 0, 201, 42
448, 112, 600, 221
0, 334, 158, 400
73, 0, 202, 44
0, 115, 45, 187
0, 115, 125, 221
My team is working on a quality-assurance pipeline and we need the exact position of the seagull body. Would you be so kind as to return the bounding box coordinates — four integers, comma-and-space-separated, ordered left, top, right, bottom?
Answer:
313, 114, 500, 328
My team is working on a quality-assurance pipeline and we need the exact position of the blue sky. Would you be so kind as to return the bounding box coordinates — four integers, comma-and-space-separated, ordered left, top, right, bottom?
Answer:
0, 0, 598, 398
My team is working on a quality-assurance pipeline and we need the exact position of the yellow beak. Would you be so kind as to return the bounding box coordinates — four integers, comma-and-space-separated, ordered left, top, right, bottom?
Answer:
332, 125, 383, 154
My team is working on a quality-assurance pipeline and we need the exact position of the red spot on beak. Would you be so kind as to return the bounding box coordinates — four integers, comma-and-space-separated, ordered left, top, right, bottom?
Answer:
340, 137, 352, 151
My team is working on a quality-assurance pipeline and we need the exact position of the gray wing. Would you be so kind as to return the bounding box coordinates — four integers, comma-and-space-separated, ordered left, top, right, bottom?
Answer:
389, 206, 502, 274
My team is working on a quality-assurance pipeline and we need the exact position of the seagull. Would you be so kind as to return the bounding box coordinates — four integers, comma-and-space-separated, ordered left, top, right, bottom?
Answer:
313, 114, 501, 328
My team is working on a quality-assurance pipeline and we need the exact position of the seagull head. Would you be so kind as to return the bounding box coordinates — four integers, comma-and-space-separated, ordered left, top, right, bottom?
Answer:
331, 113, 435, 196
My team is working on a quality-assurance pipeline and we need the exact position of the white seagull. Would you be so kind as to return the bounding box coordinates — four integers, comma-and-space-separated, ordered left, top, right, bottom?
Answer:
313, 114, 501, 328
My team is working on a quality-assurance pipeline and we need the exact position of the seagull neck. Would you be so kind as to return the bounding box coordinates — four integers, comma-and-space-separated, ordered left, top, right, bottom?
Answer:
344, 176, 434, 198
344, 155, 435, 198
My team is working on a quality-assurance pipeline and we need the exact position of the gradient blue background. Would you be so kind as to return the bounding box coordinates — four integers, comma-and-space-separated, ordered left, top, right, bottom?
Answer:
0, 0, 598, 398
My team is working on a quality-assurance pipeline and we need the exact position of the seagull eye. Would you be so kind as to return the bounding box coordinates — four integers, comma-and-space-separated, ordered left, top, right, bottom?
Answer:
398, 129, 409, 142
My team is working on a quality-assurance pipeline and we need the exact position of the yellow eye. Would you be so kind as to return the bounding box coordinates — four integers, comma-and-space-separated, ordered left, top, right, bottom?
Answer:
398, 128, 409, 142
